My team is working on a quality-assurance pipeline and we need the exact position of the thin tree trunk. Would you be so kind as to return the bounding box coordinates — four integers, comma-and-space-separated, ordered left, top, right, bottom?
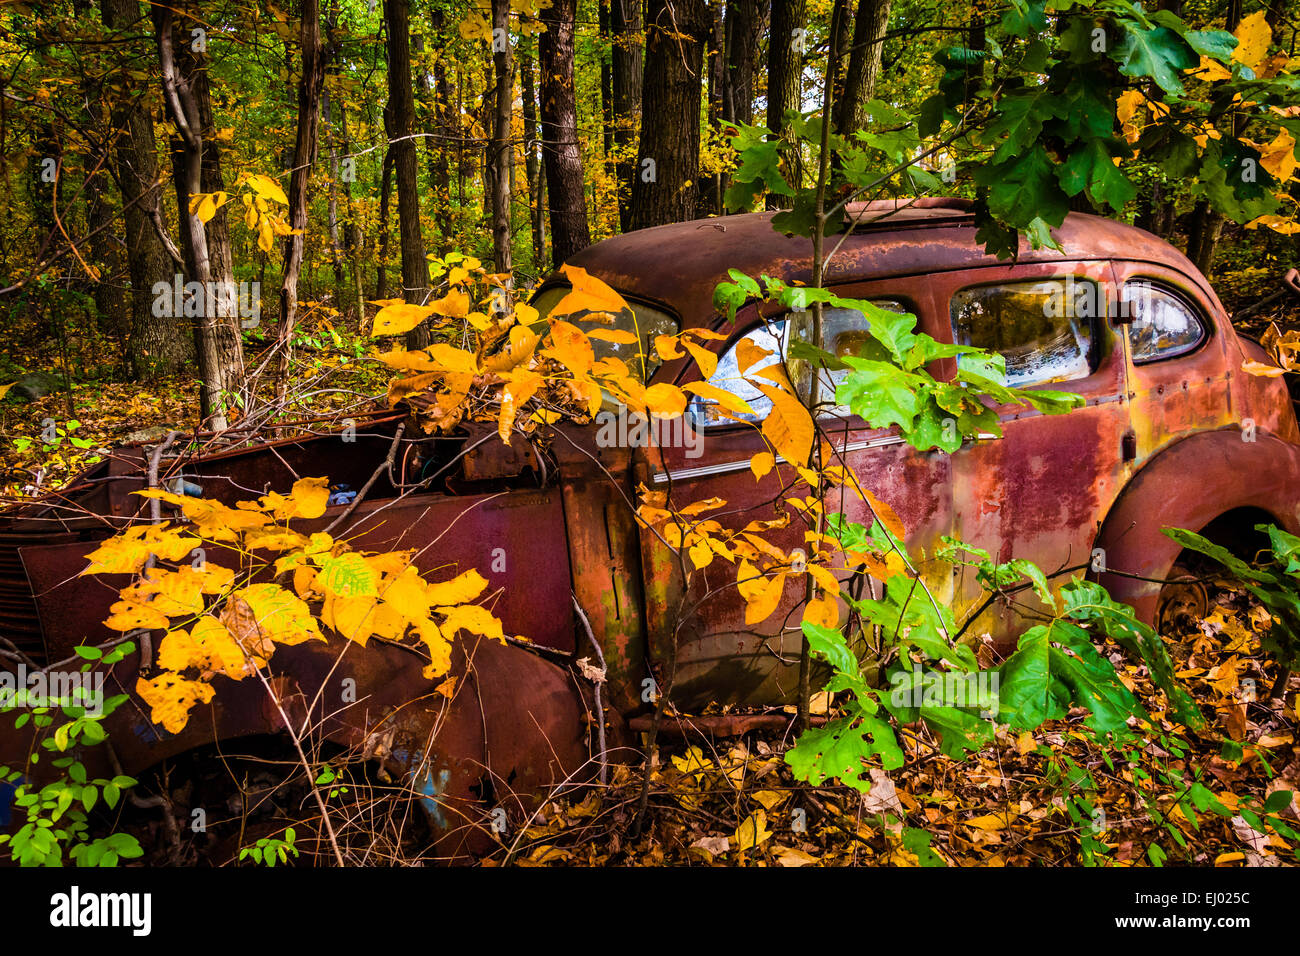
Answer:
520, 38, 546, 270
766, 0, 806, 204
383, 0, 431, 347
153, 4, 243, 430
489, 0, 514, 272
700, 0, 726, 216
610, 0, 643, 233
375, 148, 394, 300
539, 0, 591, 266
833, 0, 889, 137
323, 86, 346, 292
723, 0, 765, 128
102, 0, 194, 379
273, 0, 325, 395
430, 10, 454, 257
630, 0, 711, 230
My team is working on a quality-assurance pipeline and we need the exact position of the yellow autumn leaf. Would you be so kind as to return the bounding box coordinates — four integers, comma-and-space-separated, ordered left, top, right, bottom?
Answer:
373, 348, 443, 372
543, 320, 595, 375
587, 328, 638, 343
735, 337, 774, 374
1259, 128, 1297, 182
683, 340, 719, 379
734, 809, 772, 852
425, 569, 488, 606
1242, 359, 1288, 377
257, 218, 275, 252
438, 603, 505, 641
683, 380, 757, 418
750, 451, 775, 480
689, 539, 714, 570
135, 673, 216, 734
803, 592, 839, 628
426, 343, 480, 375
245, 173, 289, 205
644, 382, 687, 418
190, 192, 218, 223
754, 381, 814, 468
806, 563, 842, 596
157, 615, 249, 680
104, 599, 171, 632
1247, 213, 1300, 235
431, 287, 470, 319
654, 334, 683, 360
774, 846, 819, 867
372, 301, 437, 336
233, 583, 323, 646
81, 523, 201, 575
866, 489, 907, 541
139, 567, 206, 617
742, 569, 787, 626
414, 619, 453, 679
1233, 10, 1271, 72
321, 592, 381, 645
259, 476, 330, 520
552, 264, 629, 317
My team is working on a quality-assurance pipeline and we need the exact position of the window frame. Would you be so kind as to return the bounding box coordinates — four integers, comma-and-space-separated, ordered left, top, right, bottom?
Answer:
1119, 278, 1210, 366
947, 274, 1107, 390
687, 294, 925, 431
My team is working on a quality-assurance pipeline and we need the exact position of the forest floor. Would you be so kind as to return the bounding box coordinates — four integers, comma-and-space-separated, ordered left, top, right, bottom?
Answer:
3, 270, 1300, 866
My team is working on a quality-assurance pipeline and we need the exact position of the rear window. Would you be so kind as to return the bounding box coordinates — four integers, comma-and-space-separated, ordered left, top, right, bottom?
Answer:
530, 285, 678, 382
950, 279, 1099, 387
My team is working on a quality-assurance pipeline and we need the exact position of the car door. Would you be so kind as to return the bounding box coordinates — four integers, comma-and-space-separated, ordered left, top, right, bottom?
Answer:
1108, 261, 1233, 462
636, 279, 956, 709
939, 260, 1132, 646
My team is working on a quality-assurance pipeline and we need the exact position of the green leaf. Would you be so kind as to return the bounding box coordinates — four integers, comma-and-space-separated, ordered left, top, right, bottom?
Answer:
785, 713, 904, 792
1057, 138, 1138, 211
1112, 24, 1197, 95
837, 359, 925, 431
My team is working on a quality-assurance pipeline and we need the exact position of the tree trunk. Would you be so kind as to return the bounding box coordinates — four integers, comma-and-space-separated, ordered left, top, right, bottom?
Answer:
610, 0, 643, 233
539, 0, 592, 266
766, 0, 806, 203
722, 0, 765, 128
1187, 0, 1245, 276
520, 38, 546, 270
375, 148, 394, 300
383, 0, 431, 347
153, 4, 244, 430
630, 0, 711, 230
273, 0, 326, 395
102, 0, 193, 378
700, 0, 726, 216
430, 10, 454, 257
599, 0, 615, 166
833, 0, 889, 137
323, 85, 346, 293
489, 0, 514, 273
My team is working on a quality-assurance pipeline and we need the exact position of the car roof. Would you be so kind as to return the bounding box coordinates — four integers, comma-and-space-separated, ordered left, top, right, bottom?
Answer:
558, 198, 1215, 328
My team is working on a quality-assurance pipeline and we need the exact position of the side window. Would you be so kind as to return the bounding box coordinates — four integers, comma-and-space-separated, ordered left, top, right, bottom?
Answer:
688, 301, 908, 426
1122, 282, 1207, 363
950, 279, 1099, 387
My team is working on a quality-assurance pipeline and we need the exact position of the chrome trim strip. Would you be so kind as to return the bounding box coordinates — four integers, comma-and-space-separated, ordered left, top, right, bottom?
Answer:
651, 432, 1002, 484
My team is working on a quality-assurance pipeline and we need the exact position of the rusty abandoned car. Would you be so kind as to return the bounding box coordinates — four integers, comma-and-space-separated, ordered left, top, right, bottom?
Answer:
3, 197, 1299, 859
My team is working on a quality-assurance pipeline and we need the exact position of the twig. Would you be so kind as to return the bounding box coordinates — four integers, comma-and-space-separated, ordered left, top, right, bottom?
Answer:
323, 422, 405, 535
572, 595, 608, 786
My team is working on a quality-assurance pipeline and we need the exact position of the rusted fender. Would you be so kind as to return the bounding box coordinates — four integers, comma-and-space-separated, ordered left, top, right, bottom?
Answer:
1094, 427, 1300, 622
0, 635, 594, 861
